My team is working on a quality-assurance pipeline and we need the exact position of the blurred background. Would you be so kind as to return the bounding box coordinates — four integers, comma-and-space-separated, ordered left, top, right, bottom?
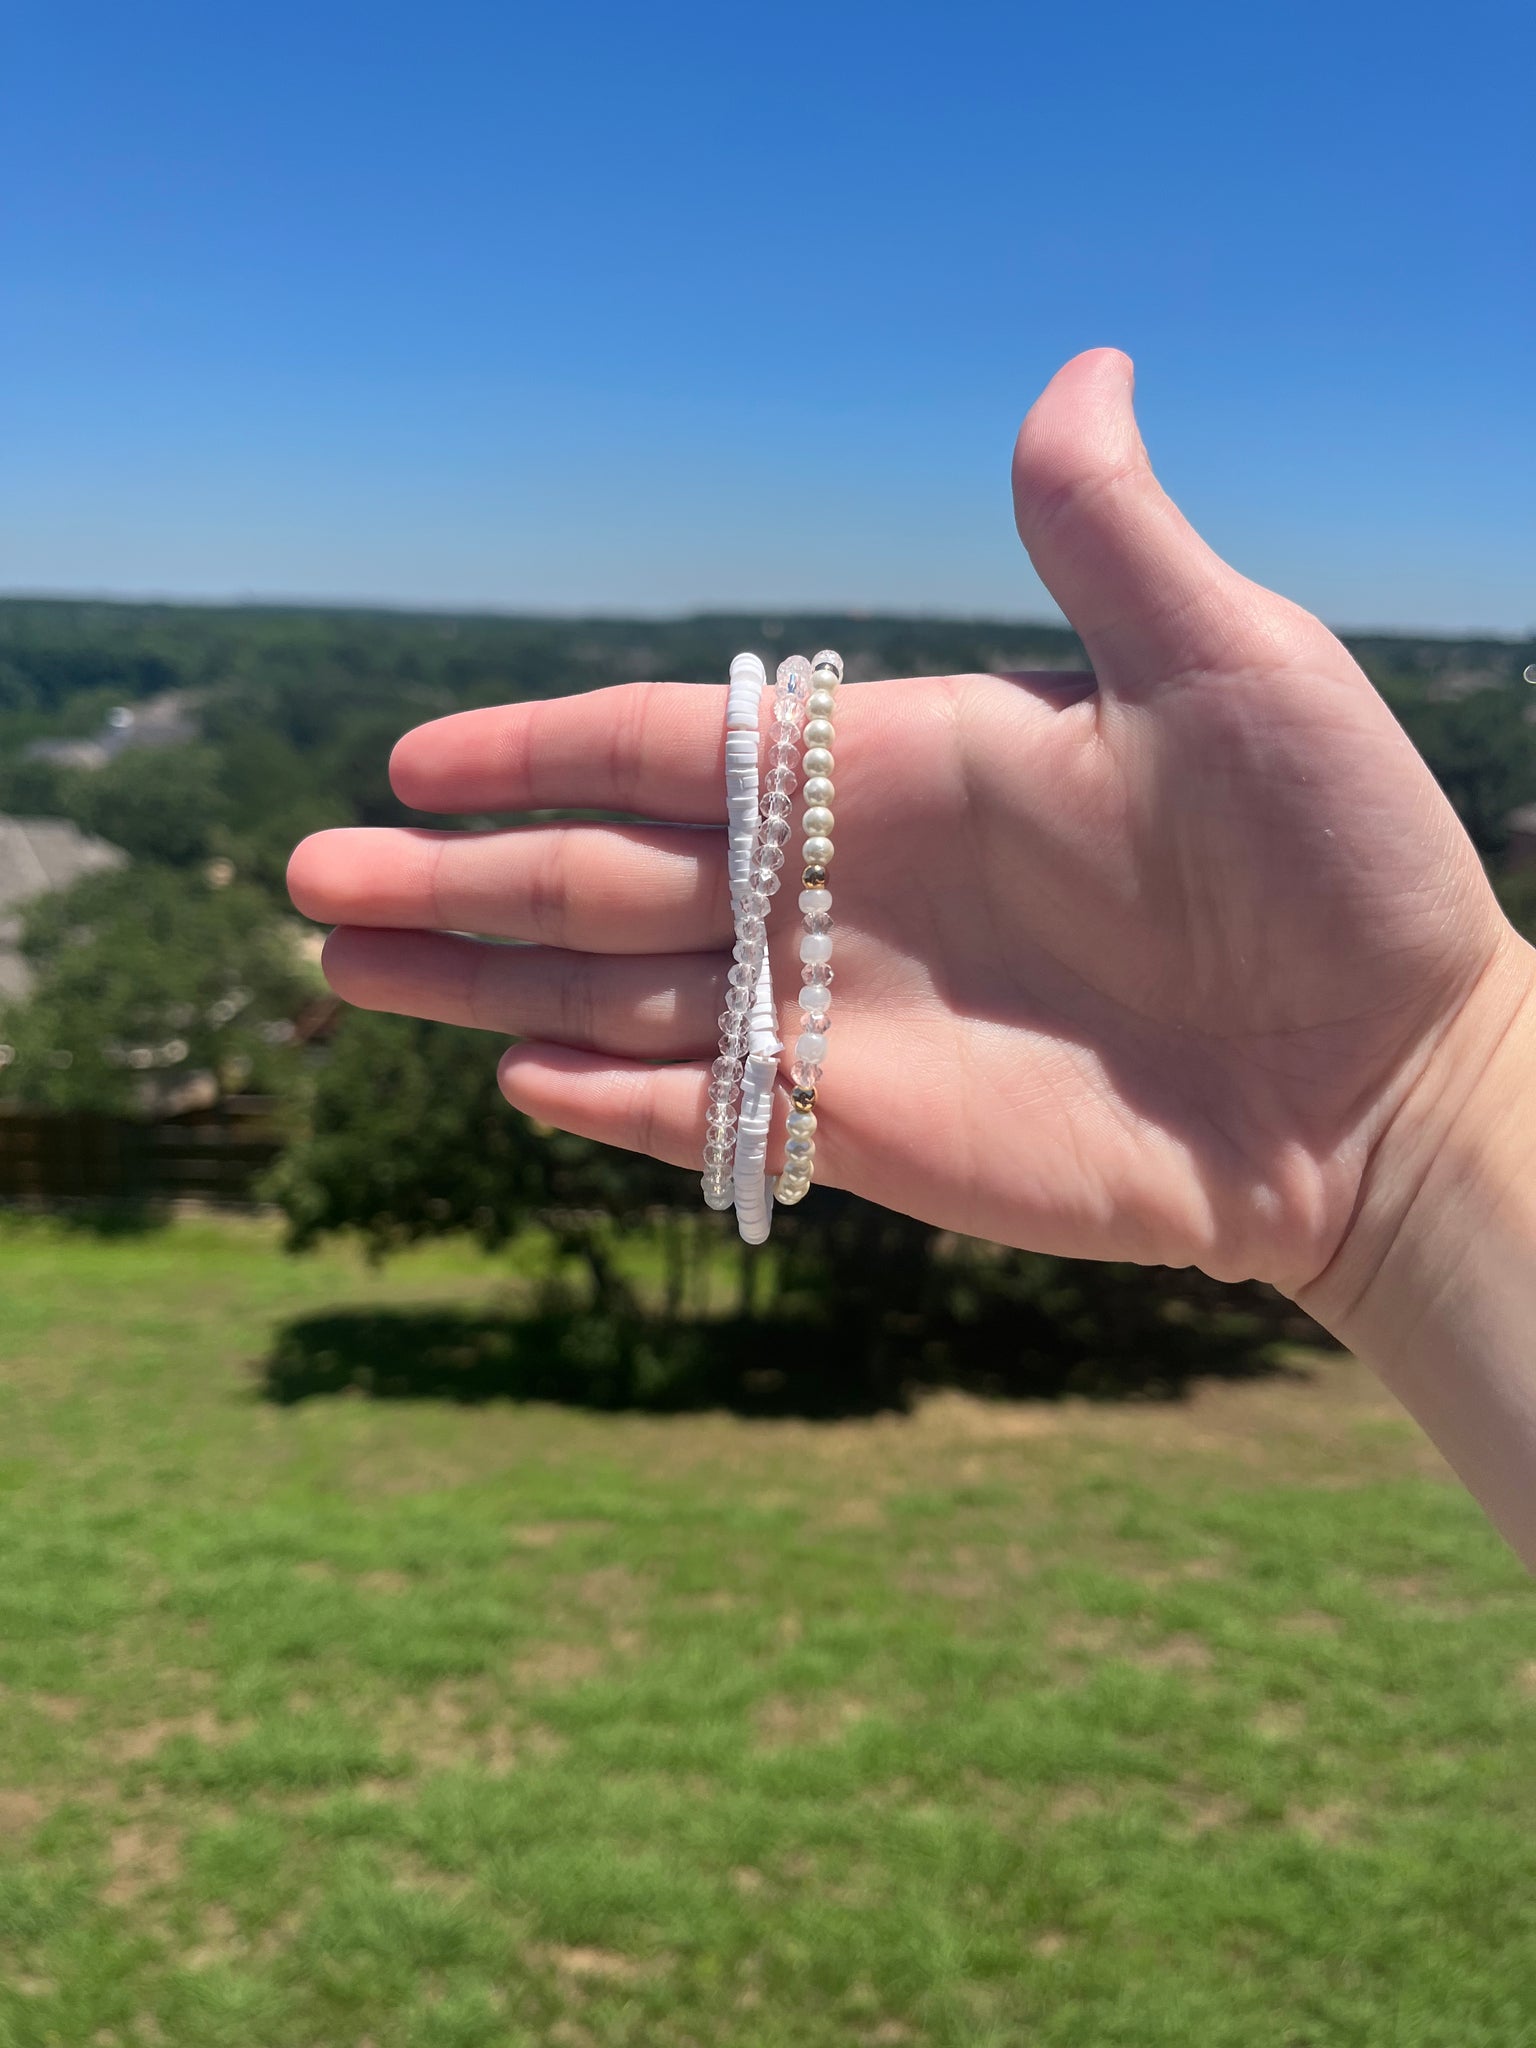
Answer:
1, 4, 1534, 2044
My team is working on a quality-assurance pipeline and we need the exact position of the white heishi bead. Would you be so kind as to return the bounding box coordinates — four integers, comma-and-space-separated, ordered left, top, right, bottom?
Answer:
802, 776, 834, 807
800, 930, 834, 964
786, 1110, 817, 1137
802, 835, 834, 866
800, 983, 831, 1012
801, 805, 834, 837
803, 718, 835, 748
798, 888, 831, 915
802, 746, 834, 778
807, 688, 837, 718
795, 1030, 828, 1063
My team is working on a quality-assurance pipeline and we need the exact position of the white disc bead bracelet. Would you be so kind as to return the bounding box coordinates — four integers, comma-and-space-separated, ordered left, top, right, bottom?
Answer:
700, 652, 770, 1213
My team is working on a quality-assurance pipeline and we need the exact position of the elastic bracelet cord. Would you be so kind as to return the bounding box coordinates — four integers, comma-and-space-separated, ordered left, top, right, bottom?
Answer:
700, 652, 769, 1213
774, 648, 841, 1207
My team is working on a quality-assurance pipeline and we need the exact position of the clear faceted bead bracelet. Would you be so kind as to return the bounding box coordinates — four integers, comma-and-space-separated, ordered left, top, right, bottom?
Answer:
775, 647, 842, 1208
700, 652, 770, 1213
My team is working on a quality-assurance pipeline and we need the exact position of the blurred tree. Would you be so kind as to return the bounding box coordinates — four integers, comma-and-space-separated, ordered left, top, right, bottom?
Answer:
0, 867, 314, 1114
1390, 688, 1536, 856
65, 746, 229, 868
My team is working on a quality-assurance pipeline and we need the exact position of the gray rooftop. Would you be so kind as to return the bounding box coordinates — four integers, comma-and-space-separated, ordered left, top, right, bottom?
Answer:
0, 815, 128, 1006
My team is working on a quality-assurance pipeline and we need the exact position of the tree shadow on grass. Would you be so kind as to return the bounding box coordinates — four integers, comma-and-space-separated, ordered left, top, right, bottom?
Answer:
258, 1263, 1323, 1420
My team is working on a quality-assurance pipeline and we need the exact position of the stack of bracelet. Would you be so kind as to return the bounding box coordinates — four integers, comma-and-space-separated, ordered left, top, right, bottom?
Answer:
774, 648, 841, 1207
730, 653, 809, 1242
700, 652, 770, 1213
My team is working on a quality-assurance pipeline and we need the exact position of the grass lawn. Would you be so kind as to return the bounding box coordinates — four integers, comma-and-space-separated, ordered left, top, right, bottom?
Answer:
1, 1216, 1534, 2047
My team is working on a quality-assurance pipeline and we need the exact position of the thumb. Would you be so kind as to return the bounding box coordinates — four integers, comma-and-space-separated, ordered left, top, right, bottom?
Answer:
1013, 350, 1263, 691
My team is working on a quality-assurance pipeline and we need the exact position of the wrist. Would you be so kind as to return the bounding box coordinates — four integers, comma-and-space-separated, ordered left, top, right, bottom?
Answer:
1304, 932, 1536, 1340
1299, 932, 1536, 1560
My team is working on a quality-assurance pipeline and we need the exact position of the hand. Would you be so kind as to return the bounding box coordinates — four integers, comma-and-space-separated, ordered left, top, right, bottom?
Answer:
288, 349, 1534, 1305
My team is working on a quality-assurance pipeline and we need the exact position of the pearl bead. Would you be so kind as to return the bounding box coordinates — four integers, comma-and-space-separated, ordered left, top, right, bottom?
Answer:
799, 930, 833, 964
795, 1030, 828, 1063
804, 718, 835, 748
801, 805, 834, 837
798, 888, 832, 915
774, 1180, 808, 1206
783, 1136, 815, 1160
802, 835, 834, 866
807, 688, 837, 718
800, 982, 831, 1012
802, 746, 834, 778
786, 1109, 817, 1137
802, 775, 834, 806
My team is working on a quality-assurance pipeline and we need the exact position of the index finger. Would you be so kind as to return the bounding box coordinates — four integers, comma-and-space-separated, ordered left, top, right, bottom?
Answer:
390, 681, 726, 822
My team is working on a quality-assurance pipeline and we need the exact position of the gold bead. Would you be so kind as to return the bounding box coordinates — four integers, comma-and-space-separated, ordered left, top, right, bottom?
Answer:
790, 1086, 817, 1112
802, 863, 828, 888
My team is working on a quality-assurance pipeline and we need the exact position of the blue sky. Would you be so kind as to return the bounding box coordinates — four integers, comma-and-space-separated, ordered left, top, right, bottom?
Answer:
1, 0, 1531, 632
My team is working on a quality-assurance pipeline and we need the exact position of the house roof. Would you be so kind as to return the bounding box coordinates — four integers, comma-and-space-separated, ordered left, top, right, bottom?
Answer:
0, 816, 128, 1006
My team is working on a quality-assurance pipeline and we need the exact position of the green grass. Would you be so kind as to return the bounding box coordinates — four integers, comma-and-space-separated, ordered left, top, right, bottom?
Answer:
1, 1216, 1534, 2047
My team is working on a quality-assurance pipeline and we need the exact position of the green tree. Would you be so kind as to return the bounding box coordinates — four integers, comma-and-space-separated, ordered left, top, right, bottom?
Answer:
0, 867, 314, 1114
65, 745, 229, 868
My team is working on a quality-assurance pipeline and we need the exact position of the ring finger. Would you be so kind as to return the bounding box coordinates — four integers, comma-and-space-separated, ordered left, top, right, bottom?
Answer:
321, 928, 729, 1058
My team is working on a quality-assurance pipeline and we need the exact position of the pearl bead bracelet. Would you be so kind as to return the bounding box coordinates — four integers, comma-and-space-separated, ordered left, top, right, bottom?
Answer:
774, 648, 841, 1208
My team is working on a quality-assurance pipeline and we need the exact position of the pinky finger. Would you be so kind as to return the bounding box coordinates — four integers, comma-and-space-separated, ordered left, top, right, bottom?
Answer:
498, 1044, 711, 1172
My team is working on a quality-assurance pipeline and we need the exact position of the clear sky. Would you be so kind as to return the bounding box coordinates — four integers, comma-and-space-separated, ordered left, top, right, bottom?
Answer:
1, 0, 1531, 633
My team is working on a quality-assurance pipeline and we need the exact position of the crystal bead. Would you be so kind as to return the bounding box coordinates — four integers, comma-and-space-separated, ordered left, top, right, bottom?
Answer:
726, 984, 751, 1014
751, 868, 781, 896
758, 844, 785, 871
760, 816, 791, 847
703, 1181, 735, 1211
811, 650, 843, 681
762, 791, 792, 820
791, 1059, 824, 1087
766, 765, 798, 796
776, 655, 814, 696
804, 910, 833, 936
711, 1056, 738, 1081
801, 960, 833, 985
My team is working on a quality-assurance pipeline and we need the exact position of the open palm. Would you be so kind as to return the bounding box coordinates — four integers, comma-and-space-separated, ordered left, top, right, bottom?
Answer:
289, 351, 1519, 1301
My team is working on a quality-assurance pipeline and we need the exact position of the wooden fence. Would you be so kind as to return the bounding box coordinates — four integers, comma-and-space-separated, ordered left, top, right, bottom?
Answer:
0, 1097, 286, 1207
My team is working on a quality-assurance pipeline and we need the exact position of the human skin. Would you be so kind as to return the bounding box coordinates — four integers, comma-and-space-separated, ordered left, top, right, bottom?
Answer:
289, 349, 1536, 1562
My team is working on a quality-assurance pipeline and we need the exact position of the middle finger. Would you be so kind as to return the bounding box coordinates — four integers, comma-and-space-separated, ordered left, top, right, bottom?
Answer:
289, 821, 731, 954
